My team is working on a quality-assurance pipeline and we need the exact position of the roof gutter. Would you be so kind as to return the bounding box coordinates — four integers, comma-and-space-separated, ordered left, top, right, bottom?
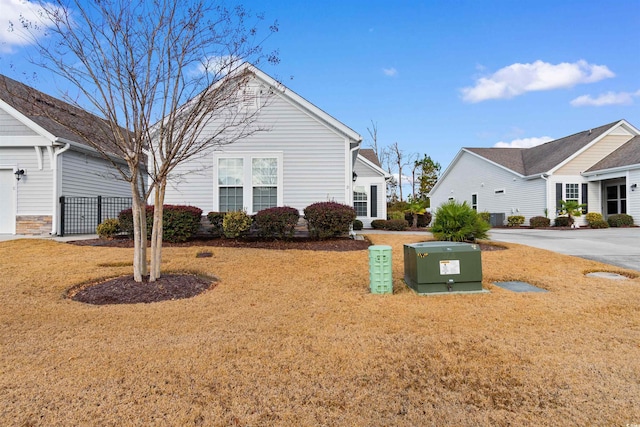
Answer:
50, 140, 71, 235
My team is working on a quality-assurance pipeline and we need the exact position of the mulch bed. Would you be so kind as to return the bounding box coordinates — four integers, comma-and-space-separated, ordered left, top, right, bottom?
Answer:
70, 274, 215, 305
67, 236, 504, 305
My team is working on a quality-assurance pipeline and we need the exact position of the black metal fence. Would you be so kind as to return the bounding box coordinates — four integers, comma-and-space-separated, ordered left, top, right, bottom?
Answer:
59, 196, 132, 236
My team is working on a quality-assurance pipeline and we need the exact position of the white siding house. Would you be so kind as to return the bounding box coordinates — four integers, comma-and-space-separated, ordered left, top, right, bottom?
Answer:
0, 74, 133, 235
160, 64, 388, 222
430, 120, 640, 226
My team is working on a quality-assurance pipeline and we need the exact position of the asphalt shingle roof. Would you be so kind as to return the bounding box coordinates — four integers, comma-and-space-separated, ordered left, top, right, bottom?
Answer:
0, 74, 124, 156
465, 120, 629, 176
358, 148, 383, 167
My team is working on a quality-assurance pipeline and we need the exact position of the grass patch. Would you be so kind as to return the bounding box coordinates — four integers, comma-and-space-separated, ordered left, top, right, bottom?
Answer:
0, 235, 639, 425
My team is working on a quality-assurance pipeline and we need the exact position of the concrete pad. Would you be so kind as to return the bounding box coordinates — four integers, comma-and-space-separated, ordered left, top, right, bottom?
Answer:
585, 272, 628, 280
494, 281, 548, 293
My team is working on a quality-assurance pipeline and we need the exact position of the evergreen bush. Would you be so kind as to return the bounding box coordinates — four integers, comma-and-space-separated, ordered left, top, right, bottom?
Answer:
222, 210, 252, 238
118, 205, 202, 242
385, 219, 408, 231
304, 202, 356, 240
431, 200, 490, 242
554, 216, 572, 227
254, 206, 300, 239
96, 218, 120, 239
607, 214, 634, 227
371, 219, 387, 229
529, 216, 551, 228
507, 215, 525, 227
206, 212, 225, 237
352, 219, 363, 230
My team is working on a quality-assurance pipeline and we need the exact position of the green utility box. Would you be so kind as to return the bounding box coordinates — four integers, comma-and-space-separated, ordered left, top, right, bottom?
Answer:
369, 245, 392, 294
404, 242, 483, 293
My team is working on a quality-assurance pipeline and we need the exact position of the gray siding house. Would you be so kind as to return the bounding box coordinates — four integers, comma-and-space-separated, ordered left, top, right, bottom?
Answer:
160, 64, 389, 227
430, 120, 640, 226
0, 75, 132, 235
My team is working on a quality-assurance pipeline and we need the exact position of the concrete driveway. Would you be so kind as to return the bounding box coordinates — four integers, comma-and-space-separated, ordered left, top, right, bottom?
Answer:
489, 227, 640, 272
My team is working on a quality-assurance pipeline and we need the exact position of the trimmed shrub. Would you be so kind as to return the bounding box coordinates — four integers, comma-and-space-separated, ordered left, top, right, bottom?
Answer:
404, 212, 432, 228
387, 210, 405, 221
118, 205, 202, 242
507, 215, 525, 227
431, 200, 490, 242
529, 216, 551, 228
385, 219, 407, 231
223, 210, 252, 238
585, 212, 604, 226
478, 211, 491, 224
352, 219, 363, 230
607, 214, 634, 227
304, 202, 357, 240
207, 212, 225, 237
161, 205, 203, 242
254, 206, 300, 239
96, 218, 120, 239
371, 219, 387, 230
554, 216, 572, 227
589, 219, 609, 229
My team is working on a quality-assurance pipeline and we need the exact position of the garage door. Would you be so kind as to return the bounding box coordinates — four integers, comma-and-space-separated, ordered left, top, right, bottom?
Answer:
0, 169, 16, 233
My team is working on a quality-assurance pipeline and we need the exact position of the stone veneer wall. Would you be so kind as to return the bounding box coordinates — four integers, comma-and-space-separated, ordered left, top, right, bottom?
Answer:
16, 216, 53, 235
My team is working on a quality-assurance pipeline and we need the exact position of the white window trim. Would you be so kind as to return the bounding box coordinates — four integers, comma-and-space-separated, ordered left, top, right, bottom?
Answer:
353, 185, 368, 218
471, 193, 478, 211
213, 151, 283, 214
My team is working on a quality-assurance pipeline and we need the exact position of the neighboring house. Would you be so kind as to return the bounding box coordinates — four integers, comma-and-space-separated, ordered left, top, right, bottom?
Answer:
429, 119, 640, 226
160, 64, 389, 227
0, 74, 133, 235
353, 148, 391, 227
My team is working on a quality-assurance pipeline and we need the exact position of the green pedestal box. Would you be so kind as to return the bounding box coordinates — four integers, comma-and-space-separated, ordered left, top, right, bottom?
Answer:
369, 245, 392, 294
404, 242, 483, 294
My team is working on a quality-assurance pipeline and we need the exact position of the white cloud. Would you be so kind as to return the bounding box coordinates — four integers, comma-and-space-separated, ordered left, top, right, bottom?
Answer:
0, 0, 63, 53
570, 90, 640, 107
493, 136, 554, 148
461, 60, 615, 103
382, 67, 397, 77
193, 55, 242, 76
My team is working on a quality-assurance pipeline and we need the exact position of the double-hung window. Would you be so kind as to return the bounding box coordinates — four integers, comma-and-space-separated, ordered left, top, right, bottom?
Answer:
353, 186, 367, 216
218, 158, 244, 212
215, 152, 282, 213
565, 183, 579, 202
252, 158, 278, 212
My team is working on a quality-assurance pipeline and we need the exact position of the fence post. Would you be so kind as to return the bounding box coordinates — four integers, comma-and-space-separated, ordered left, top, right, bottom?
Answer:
59, 196, 65, 237
97, 195, 102, 227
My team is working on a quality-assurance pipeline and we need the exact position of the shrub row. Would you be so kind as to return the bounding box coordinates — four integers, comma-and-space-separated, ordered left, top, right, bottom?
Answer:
387, 210, 432, 227
117, 205, 203, 242
370, 219, 407, 231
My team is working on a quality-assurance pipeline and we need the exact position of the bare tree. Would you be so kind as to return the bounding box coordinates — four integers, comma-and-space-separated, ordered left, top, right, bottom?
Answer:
389, 142, 411, 202
366, 120, 379, 158
19, 0, 278, 282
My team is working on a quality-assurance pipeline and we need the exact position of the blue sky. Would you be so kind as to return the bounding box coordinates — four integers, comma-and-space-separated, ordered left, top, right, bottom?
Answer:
2, 0, 639, 174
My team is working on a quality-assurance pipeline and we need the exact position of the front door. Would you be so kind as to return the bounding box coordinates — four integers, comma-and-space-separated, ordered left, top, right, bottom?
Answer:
0, 169, 16, 233
605, 183, 627, 217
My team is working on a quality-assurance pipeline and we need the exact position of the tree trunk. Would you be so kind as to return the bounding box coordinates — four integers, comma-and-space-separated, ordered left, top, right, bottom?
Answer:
412, 214, 418, 228
149, 182, 166, 282
130, 180, 148, 282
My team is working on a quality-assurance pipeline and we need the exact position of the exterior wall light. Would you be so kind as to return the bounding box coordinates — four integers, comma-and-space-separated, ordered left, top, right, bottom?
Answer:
632, 183, 637, 191
14, 169, 25, 181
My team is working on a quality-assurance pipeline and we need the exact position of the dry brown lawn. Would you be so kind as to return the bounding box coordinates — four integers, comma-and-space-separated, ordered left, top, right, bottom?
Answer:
1, 234, 639, 426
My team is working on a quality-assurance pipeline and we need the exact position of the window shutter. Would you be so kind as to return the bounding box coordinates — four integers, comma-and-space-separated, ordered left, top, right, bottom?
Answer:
555, 183, 563, 212
582, 183, 588, 214
370, 185, 378, 217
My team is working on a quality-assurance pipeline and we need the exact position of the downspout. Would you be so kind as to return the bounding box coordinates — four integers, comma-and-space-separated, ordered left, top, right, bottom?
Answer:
540, 174, 549, 217
348, 142, 360, 205
50, 141, 71, 235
